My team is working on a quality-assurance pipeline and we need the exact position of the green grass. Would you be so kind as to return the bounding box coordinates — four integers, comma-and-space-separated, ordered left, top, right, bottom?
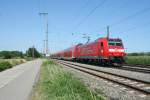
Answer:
31, 60, 104, 100
126, 56, 150, 65
0, 59, 26, 66
0, 59, 26, 72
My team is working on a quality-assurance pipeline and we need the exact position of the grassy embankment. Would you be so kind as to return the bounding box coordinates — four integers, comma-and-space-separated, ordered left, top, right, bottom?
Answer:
0, 59, 26, 72
126, 56, 150, 65
31, 60, 104, 100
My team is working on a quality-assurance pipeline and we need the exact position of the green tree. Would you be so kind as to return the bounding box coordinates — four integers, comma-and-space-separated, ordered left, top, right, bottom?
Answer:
11, 51, 24, 58
147, 52, 150, 56
0, 51, 24, 59
127, 53, 139, 56
0, 51, 12, 59
26, 47, 41, 58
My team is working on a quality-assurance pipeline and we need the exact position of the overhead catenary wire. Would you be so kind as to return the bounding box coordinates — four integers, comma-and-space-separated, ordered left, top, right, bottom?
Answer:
71, 0, 91, 36
119, 21, 150, 34
95, 6, 150, 36
108, 7, 150, 36
73, 0, 107, 32
109, 7, 150, 27
72, 0, 91, 22
71, 0, 107, 45
73, 0, 128, 35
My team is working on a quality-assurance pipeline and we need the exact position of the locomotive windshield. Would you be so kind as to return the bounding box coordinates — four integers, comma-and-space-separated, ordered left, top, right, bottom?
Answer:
109, 40, 122, 46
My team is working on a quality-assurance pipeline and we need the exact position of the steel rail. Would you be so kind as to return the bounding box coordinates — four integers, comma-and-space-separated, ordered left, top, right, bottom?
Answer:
57, 60, 150, 84
124, 64, 150, 68
56, 60, 150, 95
59, 60, 150, 74
111, 66, 150, 74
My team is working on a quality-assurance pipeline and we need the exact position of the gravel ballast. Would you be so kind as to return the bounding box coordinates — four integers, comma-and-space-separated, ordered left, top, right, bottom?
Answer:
59, 63, 150, 100
62, 61, 150, 83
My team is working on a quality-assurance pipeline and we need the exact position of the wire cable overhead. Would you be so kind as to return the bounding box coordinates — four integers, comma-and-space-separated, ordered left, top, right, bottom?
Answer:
74, 0, 107, 31
96, 6, 150, 35
110, 7, 150, 27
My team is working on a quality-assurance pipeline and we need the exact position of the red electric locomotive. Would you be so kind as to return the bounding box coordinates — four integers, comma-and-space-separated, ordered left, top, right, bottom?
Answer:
51, 37, 126, 66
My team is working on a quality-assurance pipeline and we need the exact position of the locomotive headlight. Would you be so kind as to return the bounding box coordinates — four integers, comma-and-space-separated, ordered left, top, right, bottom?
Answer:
109, 49, 115, 52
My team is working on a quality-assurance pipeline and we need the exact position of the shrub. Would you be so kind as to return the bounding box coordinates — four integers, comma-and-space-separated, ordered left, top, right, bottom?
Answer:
11, 60, 20, 66
0, 61, 12, 72
25, 57, 33, 61
20, 59, 25, 63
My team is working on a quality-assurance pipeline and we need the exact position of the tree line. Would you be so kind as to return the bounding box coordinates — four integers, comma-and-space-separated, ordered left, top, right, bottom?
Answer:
0, 47, 41, 59
127, 52, 150, 56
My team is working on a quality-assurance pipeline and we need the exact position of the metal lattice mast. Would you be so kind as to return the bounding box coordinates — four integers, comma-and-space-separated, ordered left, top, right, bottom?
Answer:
107, 26, 110, 39
39, 12, 49, 56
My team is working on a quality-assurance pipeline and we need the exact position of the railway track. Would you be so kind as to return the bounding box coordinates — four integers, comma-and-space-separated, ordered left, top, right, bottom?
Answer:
54, 59, 150, 74
71, 61, 150, 74
78, 62, 150, 74
56, 60, 150, 96
112, 65, 150, 74
125, 64, 150, 68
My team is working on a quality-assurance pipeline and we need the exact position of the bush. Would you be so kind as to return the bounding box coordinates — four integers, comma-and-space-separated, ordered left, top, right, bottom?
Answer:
11, 60, 20, 66
25, 57, 33, 61
20, 59, 25, 63
0, 61, 12, 72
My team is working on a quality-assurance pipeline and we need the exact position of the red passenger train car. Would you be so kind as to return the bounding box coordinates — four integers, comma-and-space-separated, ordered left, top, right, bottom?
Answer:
51, 37, 126, 66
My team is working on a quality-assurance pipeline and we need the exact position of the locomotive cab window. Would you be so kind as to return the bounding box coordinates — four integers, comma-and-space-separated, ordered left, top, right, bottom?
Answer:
109, 42, 115, 46
109, 41, 122, 46
116, 42, 122, 46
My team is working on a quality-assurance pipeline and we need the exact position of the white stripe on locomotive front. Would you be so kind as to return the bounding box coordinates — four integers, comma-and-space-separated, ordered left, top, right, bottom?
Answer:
109, 49, 125, 52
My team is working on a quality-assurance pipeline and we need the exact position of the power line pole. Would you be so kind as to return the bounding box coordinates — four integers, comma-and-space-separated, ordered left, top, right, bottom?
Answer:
43, 40, 46, 56
32, 45, 35, 58
39, 12, 49, 56
107, 26, 110, 39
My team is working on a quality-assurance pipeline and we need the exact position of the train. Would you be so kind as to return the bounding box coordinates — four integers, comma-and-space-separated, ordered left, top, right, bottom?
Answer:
51, 37, 126, 66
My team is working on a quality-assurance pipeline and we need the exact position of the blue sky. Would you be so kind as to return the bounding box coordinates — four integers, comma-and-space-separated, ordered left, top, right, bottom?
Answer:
0, 0, 150, 53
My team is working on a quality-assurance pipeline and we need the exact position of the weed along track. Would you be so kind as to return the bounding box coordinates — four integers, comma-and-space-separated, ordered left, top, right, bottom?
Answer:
56, 60, 150, 98
31, 60, 105, 100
